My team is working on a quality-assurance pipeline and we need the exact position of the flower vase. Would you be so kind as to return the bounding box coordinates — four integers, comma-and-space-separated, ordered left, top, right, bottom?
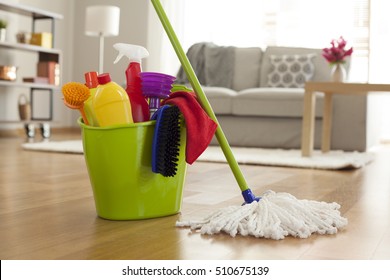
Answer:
331, 63, 346, 82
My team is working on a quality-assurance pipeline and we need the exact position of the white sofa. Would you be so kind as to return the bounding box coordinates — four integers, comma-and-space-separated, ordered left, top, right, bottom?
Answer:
178, 44, 373, 151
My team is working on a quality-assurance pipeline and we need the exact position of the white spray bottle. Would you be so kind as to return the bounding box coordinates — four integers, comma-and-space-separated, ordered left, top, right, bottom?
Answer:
113, 43, 150, 122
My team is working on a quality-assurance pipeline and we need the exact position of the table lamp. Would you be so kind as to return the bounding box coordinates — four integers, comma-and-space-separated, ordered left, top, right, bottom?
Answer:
85, 5, 120, 73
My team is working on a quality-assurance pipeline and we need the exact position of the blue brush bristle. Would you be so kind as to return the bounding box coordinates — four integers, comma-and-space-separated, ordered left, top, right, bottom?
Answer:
151, 105, 181, 177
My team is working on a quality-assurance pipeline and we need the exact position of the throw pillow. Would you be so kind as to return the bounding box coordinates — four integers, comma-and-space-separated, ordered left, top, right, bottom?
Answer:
267, 53, 316, 88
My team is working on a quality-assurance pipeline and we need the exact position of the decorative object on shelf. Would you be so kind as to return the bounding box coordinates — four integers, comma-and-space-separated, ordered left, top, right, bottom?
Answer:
0, 65, 17, 81
30, 32, 52, 48
16, 31, 31, 44
85, 5, 120, 73
0, 19, 6, 42
24, 123, 35, 138
40, 123, 50, 139
37, 61, 60, 85
322, 36, 353, 82
23, 77, 49, 84
18, 94, 31, 121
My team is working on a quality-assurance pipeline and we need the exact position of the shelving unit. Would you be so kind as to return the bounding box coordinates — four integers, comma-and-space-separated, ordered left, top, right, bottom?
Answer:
0, 0, 63, 138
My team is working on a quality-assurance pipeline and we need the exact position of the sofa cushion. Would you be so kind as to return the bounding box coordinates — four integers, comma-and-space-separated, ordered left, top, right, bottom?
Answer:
267, 53, 316, 88
260, 46, 330, 87
232, 88, 324, 118
232, 47, 262, 91
203, 86, 237, 114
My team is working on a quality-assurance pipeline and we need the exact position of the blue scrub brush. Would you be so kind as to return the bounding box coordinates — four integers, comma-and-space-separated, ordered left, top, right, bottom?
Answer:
151, 105, 181, 177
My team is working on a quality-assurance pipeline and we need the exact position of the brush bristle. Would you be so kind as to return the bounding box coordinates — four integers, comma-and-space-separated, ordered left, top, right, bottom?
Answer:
154, 106, 181, 177
62, 82, 90, 107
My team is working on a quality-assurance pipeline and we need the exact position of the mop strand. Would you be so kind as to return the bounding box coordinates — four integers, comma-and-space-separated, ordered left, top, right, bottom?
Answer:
176, 191, 348, 240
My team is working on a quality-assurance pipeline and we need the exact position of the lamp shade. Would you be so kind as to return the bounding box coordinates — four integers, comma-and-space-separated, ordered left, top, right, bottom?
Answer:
85, 5, 120, 37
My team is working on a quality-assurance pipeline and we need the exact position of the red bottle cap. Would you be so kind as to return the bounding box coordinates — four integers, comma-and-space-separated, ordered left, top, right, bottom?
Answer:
97, 73, 111, 85
84, 71, 99, 88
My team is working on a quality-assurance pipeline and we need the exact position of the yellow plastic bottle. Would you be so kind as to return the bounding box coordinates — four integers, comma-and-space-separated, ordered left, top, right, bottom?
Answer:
93, 73, 134, 127
83, 71, 99, 126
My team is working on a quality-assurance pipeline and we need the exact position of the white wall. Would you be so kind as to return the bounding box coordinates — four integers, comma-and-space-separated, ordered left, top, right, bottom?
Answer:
72, 0, 149, 83
146, 0, 185, 76
369, 0, 390, 141
65, 0, 150, 126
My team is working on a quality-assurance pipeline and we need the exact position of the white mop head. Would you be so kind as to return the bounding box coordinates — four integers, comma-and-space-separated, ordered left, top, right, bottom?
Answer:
176, 191, 348, 240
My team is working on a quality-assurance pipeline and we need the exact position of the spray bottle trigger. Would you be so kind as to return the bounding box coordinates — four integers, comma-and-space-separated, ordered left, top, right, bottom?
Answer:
113, 53, 124, 64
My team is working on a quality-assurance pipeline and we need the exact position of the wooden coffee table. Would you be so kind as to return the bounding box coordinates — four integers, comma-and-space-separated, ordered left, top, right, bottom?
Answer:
301, 82, 390, 157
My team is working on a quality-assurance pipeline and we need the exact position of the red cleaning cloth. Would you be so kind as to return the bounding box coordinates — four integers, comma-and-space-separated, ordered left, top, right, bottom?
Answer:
162, 91, 218, 164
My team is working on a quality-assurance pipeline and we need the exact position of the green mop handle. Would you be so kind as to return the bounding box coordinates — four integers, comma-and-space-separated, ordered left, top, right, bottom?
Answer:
151, 0, 249, 193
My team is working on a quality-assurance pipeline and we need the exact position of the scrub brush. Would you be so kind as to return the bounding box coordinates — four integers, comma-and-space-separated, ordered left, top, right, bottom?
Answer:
151, 105, 181, 177
62, 82, 90, 125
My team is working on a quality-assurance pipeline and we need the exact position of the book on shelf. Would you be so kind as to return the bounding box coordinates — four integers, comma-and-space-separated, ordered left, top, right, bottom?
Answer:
23, 77, 49, 84
37, 61, 60, 85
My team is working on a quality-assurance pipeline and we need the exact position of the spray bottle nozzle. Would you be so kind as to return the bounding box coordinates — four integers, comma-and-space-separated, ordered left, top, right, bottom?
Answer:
113, 43, 149, 64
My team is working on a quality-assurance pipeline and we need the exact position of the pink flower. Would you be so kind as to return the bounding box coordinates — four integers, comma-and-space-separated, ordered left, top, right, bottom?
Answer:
322, 36, 353, 64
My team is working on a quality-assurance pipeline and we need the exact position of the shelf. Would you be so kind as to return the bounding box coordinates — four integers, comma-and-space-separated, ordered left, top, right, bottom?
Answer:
0, 120, 53, 124
0, 0, 62, 133
0, 41, 61, 55
0, 80, 60, 90
0, 0, 63, 20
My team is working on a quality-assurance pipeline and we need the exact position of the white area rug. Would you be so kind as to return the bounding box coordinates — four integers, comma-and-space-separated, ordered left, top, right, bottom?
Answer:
21, 140, 374, 170
199, 146, 374, 170
22, 140, 84, 154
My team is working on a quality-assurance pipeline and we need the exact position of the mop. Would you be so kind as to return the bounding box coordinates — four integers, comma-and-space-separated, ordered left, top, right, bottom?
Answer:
151, 0, 348, 240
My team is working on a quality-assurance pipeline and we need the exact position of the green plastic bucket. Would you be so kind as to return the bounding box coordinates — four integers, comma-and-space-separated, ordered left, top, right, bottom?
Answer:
78, 118, 187, 220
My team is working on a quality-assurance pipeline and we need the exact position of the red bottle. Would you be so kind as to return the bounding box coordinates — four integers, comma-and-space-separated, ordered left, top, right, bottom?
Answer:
125, 62, 150, 122
113, 43, 150, 122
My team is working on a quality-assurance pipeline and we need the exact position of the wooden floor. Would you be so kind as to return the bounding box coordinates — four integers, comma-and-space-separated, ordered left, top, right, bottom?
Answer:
1, 130, 390, 260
